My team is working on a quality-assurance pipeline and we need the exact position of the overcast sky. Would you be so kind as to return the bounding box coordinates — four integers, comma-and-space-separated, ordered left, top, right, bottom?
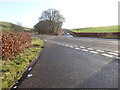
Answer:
0, 0, 119, 29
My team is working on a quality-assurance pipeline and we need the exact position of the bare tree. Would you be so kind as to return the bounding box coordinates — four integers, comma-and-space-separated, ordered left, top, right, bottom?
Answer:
34, 8, 65, 34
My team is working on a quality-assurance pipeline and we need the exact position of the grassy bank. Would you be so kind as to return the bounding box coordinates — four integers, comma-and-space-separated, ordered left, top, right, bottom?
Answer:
2, 37, 43, 89
70, 25, 119, 33
69, 25, 120, 39
0, 21, 31, 32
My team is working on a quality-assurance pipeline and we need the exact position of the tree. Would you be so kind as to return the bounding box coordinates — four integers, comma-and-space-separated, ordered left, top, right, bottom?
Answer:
34, 8, 65, 34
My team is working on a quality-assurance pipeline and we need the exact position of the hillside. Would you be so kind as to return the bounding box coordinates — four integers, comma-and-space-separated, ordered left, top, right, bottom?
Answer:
0, 21, 31, 32
70, 25, 119, 33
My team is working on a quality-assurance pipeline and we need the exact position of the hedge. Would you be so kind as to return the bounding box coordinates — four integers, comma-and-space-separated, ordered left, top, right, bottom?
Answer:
2, 32, 32, 58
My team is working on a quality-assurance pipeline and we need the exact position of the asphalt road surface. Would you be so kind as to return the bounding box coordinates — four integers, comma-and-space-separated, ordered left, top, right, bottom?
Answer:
19, 35, 119, 88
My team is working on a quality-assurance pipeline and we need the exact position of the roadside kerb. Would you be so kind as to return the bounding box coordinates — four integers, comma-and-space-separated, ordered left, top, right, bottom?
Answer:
11, 46, 44, 90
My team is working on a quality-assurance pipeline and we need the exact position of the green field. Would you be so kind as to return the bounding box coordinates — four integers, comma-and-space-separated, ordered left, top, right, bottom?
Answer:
0, 21, 31, 32
24, 27, 31, 31
70, 25, 119, 33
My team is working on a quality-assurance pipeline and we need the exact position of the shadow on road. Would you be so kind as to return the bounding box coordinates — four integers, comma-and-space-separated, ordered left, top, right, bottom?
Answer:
76, 59, 118, 88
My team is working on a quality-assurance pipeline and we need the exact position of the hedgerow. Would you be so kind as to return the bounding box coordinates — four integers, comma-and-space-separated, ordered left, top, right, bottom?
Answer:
2, 32, 32, 58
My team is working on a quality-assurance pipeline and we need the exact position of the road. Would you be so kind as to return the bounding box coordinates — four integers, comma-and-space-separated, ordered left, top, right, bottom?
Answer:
19, 35, 119, 88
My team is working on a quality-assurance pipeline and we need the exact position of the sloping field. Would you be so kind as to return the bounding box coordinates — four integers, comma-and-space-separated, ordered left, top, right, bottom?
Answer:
70, 25, 119, 33
0, 21, 31, 32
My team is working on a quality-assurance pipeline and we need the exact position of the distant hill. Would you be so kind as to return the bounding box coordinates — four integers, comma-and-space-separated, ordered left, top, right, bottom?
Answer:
0, 21, 31, 32
70, 25, 119, 33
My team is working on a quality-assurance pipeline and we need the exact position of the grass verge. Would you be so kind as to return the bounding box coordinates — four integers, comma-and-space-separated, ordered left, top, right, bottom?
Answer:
2, 37, 43, 89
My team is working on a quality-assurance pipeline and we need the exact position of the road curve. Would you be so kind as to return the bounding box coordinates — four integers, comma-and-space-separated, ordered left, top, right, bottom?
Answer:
19, 35, 119, 88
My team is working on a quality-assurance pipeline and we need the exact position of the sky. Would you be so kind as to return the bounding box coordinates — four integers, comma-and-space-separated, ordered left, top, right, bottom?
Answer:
0, 0, 119, 29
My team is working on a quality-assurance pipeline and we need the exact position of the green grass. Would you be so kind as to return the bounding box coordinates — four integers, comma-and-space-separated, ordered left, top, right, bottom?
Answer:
70, 25, 119, 33
0, 21, 32, 32
2, 37, 43, 89
23, 27, 31, 31
0, 21, 14, 32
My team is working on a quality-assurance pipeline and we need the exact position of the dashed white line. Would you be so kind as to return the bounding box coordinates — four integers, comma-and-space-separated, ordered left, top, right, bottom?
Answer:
69, 46, 74, 48
116, 57, 120, 59
107, 52, 119, 56
44, 39, 47, 41
28, 74, 33, 78
65, 44, 69, 47
90, 51, 99, 54
114, 51, 119, 53
28, 67, 32, 71
80, 46, 86, 48
75, 48, 80, 50
81, 49, 89, 51
13, 86, 17, 89
87, 48, 94, 50
96, 50, 105, 52
101, 54, 114, 58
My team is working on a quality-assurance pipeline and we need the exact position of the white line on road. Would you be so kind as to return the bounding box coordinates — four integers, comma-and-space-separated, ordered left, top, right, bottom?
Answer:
90, 51, 99, 54
116, 57, 120, 59
107, 52, 119, 56
75, 47, 80, 50
65, 44, 70, 47
96, 50, 105, 52
81, 49, 89, 51
101, 54, 114, 58
80, 46, 86, 48
13, 86, 17, 89
44, 39, 47, 41
87, 48, 94, 50
69, 46, 74, 48
114, 51, 119, 53
28, 67, 32, 71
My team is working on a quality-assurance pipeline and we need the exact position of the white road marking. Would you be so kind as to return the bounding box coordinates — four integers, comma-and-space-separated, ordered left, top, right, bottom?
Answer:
44, 39, 47, 41
90, 51, 99, 54
81, 49, 89, 51
107, 52, 119, 56
75, 48, 80, 50
101, 54, 114, 58
96, 50, 105, 52
28, 74, 33, 78
70, 46, 74, 48
80, 46, 86, 48
116, 57, 120, 59
114, 51, 119, 53
87, 48, 94, 50
28, 67, 32, 71
13, 86, 17, 89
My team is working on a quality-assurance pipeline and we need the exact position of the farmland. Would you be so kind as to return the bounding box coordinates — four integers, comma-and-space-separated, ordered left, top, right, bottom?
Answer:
70, 25, 119, 33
